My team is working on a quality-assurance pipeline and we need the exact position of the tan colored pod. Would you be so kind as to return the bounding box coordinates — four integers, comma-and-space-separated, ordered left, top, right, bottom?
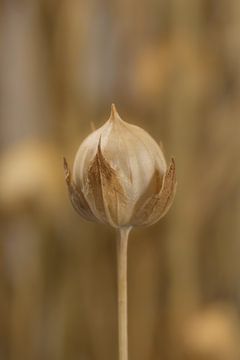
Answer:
64, 105, 176, 228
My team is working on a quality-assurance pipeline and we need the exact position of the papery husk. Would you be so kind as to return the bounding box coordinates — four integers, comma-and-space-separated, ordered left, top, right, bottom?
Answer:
131, 158, 176, 226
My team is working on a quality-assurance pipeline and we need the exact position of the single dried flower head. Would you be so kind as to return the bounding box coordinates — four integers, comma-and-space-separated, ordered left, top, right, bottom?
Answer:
64, 104, 176, 228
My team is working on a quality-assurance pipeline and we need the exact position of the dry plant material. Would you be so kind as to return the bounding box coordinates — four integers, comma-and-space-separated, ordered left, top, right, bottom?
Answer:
64, 104, 177, 360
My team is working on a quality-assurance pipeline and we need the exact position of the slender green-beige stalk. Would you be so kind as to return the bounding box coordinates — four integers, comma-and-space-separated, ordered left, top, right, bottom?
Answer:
117, 226, 131, 360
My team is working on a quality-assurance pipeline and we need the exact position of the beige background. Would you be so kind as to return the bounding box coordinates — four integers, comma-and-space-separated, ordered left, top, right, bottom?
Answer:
0, 0, 240, 359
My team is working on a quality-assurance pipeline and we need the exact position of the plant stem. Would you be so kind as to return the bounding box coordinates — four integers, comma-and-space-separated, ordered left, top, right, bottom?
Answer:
117, 226, 131, 360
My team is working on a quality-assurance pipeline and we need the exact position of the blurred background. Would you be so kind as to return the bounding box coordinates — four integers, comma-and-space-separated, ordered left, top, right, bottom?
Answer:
0, 0, 240, 359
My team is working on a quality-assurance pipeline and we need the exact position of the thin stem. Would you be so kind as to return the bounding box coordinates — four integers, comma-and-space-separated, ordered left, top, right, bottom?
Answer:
117, 226, 131, 360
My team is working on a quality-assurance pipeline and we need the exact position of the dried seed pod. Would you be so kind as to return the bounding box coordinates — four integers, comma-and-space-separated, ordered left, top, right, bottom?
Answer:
64, 105, 176, 228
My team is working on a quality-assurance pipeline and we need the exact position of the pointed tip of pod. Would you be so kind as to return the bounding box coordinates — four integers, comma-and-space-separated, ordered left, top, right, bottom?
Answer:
111, 103, 117, 115
109, 103, 122, 122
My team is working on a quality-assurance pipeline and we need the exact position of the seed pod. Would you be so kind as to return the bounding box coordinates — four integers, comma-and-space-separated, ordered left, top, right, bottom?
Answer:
64, 105, 176, 228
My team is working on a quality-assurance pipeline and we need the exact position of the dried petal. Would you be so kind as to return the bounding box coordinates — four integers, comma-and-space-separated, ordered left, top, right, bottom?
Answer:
64, 158, 98, 222
132, 158, 176, 226
157, 157, 177, 219
87, 140, 127, 227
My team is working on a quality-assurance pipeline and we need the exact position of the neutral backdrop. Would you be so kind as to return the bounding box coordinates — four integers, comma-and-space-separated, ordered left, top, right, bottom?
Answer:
0, 1, 240, 359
